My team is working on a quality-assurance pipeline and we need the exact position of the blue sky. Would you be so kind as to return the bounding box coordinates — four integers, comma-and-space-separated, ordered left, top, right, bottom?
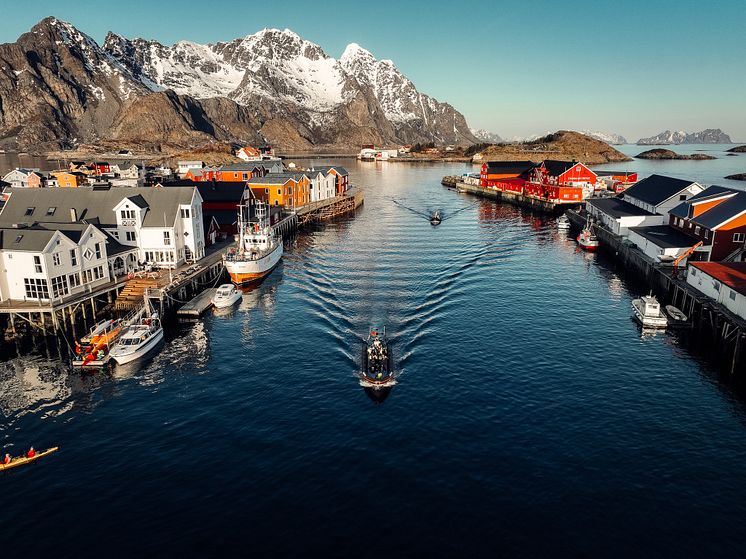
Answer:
2, 0, 745, 141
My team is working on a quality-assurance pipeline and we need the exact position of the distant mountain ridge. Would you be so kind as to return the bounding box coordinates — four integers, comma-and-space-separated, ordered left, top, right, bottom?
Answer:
637, 129, 732, 145
507, 130, 626, 144
0, 17, 476, 152
470, 129, 503, 143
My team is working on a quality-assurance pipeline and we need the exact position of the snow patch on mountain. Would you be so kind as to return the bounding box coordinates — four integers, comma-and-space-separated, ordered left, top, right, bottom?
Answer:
637, 129, 732, 145
471, 128, 503, 143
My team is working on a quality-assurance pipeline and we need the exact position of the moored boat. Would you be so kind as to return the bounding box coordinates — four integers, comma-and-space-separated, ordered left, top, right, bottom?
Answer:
557, 214, 570, 229
109, 313, 164, 365
430, 210, 442, 226
665, 304, 691, 328
224, 200, 283, 285
632, 295, 668, 329
0, 447, 59, 472
577, 227, 599, 251
360, 327, 395, 387
212, 284, 242, 309
73, 319, 124, 367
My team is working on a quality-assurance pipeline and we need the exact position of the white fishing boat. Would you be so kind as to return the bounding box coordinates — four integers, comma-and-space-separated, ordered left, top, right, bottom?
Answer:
557, 214, 570, 229
224, 199, 283, 285
109, 312, 164, 365
632, 295, 668, 329
212, 284, 242, 308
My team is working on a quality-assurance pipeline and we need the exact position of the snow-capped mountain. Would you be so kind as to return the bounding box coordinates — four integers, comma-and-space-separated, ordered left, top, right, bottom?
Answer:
470, 129, 503, 143
0, 17, 476, 151
578, 130, 627, 145
637, 129, 732, 145
104, 29, 475, 146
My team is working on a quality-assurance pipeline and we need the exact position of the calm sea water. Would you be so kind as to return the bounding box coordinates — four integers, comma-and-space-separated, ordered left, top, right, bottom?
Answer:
2, 160, 746, 557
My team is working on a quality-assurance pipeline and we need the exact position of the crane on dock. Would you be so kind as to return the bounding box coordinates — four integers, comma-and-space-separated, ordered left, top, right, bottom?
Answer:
673, 241, 704, 276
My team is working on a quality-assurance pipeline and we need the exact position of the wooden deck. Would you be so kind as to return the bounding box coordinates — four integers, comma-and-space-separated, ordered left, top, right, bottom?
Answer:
177, 288, 217, 318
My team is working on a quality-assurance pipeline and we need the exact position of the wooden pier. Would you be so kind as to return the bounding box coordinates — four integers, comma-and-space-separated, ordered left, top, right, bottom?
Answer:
566, 208, 746, 375
177, 288, 217, 318
296, 189, 365, 226
445, 179, 575, 215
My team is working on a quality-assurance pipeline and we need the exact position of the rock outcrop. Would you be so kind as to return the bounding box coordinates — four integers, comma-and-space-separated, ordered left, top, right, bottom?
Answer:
636, 149, 716, 160
473, 131, 631, 165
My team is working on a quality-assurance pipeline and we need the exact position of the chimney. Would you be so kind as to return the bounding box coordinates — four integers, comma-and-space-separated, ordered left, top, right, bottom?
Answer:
70, 208, 78, 221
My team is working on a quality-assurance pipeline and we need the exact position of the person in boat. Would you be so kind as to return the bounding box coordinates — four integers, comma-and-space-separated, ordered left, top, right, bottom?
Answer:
2, 453, 10, 465
26, 447, 35, 458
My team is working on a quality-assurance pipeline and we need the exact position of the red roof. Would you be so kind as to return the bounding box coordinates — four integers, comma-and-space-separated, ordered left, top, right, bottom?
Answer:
690, 262, 746, 295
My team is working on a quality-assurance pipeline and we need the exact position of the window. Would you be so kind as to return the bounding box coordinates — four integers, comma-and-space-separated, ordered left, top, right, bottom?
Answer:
242, 173, 248, 180
83, 248, 93, 260
734, 233, 744, 243
679, 194, 687, 201
68, 273, 81, 288
51, 275, 69, 298
126, 231, 136, 242
24, 207, 35, 216
277, 189, 281, 195
691, 268, 697, 276
163, 231, 171, 245
34, 255, 42, 273
111, 231, 119, 239
694, 226, 700, 235
120, 209, 135, 219
24, 278, 49, 299
180, 208, 190, 219
95, 242, 102, 259
704, 230, 709, 239
730, 291, 737, 301
46, 207, 56, 216
52, 252, 61, 266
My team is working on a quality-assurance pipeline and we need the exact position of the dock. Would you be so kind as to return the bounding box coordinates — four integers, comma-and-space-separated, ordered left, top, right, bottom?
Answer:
444, 179, 576, 215
177, 288, 217, 318
566, 208, 746, 375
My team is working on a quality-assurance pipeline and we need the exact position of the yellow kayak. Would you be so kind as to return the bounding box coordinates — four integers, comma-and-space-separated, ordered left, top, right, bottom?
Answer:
0, 447, 59, 472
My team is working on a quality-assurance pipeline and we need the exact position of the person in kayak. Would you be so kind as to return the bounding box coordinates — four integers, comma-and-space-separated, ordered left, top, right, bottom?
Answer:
2, 453, 10, 465
26, 447, 35, 458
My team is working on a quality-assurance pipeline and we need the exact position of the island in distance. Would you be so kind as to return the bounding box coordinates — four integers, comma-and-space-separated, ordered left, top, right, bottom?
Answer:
636, 148, 716, 160
727, 146, 746, 153
637, 128, 732, 145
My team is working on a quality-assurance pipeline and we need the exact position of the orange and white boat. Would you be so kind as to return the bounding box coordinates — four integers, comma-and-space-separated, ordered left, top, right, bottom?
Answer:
224, 200, 282, 285
72, 319, 125, 367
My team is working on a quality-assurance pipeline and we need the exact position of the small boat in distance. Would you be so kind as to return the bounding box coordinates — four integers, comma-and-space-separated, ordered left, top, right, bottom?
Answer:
557, 214, 570, 229
0, 447, 59, 472
361, 327, 395, 387
109, 312, 164, 365
430, 210, 442, 226
632, 294, 668, 329
212, 284, 242, 309
224, 199, 283, 285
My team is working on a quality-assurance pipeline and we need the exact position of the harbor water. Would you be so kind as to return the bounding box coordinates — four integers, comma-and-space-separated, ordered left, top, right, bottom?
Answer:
2, 158, 746, 556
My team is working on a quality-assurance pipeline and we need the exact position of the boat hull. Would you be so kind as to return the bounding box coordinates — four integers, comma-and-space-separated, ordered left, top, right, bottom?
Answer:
225, 243, 283, 285
0, 447, 59, 471
212, 291, 242, 308
110, 329, 164, 365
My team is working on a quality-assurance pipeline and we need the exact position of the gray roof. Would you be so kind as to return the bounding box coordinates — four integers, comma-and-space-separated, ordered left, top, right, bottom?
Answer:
623, 174, 696, 206
247, 173, 305, 185
692, 191, 746, 230
312, 165, 349, 176
688, 185, 736, 203
221, 162, 280, 172
0, 187, 195, 228
0, 222, 91, 252
587, 196, 656, 218
629, 225, 698, 249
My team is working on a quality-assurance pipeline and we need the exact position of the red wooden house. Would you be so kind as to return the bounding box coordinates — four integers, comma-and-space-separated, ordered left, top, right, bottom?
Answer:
92, 162, 111, 175
480, 161, 535, 188
530, 160, 596, 186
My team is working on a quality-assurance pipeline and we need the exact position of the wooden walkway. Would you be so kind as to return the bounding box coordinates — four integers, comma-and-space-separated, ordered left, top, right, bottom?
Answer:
177, 288, 217, 318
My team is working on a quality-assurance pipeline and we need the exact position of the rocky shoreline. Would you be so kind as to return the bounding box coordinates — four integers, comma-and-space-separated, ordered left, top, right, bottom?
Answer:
725, 173, 746, 181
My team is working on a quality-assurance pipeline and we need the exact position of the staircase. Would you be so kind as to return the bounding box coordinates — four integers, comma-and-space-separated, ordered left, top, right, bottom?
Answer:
114, 278, 159, 311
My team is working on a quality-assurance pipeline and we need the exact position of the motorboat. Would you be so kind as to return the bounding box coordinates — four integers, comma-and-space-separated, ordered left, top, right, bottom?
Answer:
360, 327, 394, 387
632, 295, 668, 329
577, 227, 599, 251
72, 319, 124, 367
212, 284, 242, 309
664, 304, 691, 328
557, 214, 571, 229
224, 200, 283, 285
430, 210, 442, 226
109, 313, 164, 365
